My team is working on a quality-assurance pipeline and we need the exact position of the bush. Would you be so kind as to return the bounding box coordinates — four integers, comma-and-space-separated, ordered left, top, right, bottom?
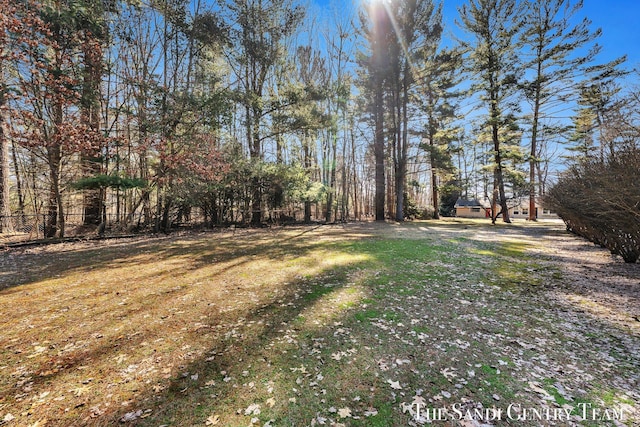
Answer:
544, 147, 640, 263
403, 193, 421, 220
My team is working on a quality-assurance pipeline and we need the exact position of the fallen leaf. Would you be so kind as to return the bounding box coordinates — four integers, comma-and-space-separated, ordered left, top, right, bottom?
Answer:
387, 379, 402, 390
412, 395, 427, 406
441, 367, 457, 380
244, 403, 261, 416
338, 407, 352, 418
205, 414, 219, 425
364, 408, 378, 417
120, 410, 143, 422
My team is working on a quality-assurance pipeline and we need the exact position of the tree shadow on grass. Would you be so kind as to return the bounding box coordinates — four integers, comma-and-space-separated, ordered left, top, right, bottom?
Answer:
97, 259, 369, 425
0, 225, 377, 426
0, 225, 376, 291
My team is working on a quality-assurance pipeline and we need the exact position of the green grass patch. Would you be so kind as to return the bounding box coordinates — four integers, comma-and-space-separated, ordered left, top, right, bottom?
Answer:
359, 402, 394, 426
381, 310, 400, 321
355, 308, 380, 322
543, 378, 570, 406
303, 282, 339, 301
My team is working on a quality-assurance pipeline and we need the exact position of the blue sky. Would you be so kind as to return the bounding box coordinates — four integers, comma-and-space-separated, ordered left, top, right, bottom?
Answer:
311, 0, 640, 70
576, 0, 640, 68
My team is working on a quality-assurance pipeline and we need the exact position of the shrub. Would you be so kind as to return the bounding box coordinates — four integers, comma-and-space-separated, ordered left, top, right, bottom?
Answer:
545, 147, 640, 263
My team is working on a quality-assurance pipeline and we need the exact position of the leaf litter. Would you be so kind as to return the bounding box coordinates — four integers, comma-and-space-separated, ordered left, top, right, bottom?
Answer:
0, 221, 638, 426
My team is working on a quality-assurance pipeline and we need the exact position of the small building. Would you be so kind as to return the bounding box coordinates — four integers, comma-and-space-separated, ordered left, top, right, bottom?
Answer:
454, 198, 490, 218
455, 197, 557, 220
509, 200, 557, 220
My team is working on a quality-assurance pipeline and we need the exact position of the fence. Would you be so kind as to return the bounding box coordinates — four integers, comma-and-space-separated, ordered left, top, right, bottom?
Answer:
1, 213, 84, 243
1, 205, 343, 245
0, 213, 139, 244
0, 209, 251, 244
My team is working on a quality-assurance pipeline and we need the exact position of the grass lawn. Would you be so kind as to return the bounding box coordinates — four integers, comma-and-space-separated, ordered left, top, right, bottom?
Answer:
0, 220, 638, 426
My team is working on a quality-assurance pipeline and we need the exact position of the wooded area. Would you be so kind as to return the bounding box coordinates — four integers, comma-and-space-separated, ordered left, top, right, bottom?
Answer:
0, 0, 638, 239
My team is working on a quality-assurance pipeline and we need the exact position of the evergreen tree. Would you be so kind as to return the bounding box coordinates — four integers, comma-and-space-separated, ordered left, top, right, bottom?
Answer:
358, 0, 392, 221
418, 48, 463, 219
387, 0, 442, 222
521, 0, 608, 220
458, 0, 525, 223
359, 0, 441, 222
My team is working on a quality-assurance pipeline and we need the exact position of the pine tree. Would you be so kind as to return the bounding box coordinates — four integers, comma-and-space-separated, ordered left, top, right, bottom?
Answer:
358, 0, 392, 221
418, 48, 463, 219
387, 0, 442, 222
458, 0, 525, 223
521, 0, 606, 220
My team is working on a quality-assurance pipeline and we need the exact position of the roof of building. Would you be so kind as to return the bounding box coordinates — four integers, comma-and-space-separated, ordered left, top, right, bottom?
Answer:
454, 198, 487, 208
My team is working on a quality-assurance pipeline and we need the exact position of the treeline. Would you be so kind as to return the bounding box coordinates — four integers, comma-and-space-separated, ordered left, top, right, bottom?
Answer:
0, 0, 636, 238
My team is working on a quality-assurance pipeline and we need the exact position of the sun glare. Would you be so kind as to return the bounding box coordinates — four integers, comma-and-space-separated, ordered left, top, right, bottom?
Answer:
367, 0, 419, 79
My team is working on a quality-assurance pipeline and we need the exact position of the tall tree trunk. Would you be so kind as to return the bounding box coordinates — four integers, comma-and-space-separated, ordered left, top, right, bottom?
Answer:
326, 130, 337, 223
340, 118, 348, 221
11, 140, 25, 222
386, 163, 394, 220
395, 171, 404, 221
350, 125, 358, 220
0, 119, 11, 233
137, 98, 151, 226
528, 57, 542, 221
491, 126, 510, 224
276, 132, 284, 164
250, 105, 262, 225
1, 61, 12, 232
395, 68, 410, 222
431, 166, 439, 219
490, 86, 510, 224
374, 79, 385, 221
528, 114, 539, 221
303, 131, 312, 223
161, 194, 172, 232
81, 37, 104, 226
393, 87, 402, 222
45, 84, 66, 238
46, 144, 64, 238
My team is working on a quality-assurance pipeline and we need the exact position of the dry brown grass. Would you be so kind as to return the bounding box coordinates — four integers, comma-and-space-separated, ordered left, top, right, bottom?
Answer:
0, 225, 374, 426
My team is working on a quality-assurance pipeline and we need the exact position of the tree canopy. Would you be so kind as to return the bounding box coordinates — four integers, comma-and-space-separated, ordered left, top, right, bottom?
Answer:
0, 0, 636, 239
